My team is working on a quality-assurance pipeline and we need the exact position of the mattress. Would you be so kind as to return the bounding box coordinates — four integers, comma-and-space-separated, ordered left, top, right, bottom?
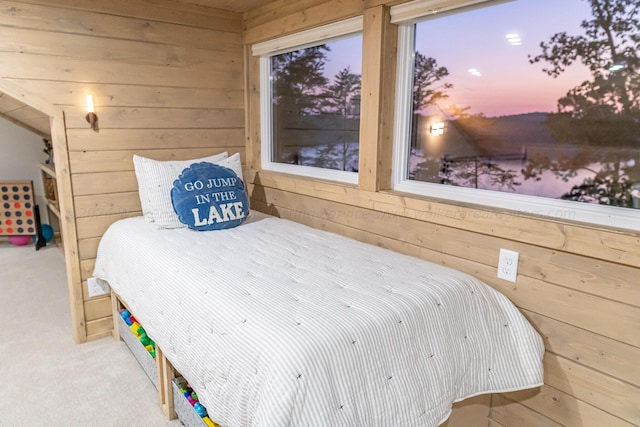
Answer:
93, 213, 544, 427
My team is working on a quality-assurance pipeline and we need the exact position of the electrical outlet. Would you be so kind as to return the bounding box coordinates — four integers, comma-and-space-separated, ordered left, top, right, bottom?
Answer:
87, 277, 109, 297
497, 249, 519, 283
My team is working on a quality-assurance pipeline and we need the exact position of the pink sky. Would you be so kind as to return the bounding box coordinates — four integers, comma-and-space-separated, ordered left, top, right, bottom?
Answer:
323, 0, 595, 118
414, 0, 594, 117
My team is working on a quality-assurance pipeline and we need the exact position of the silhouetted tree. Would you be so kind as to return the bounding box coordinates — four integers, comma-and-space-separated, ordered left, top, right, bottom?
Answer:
322, 66, 361, 118
409, 53, 453, 151
413, 53, 453, 111
272, 45, 330, 117
271, 45, 330, 163
527, 0, 640, 207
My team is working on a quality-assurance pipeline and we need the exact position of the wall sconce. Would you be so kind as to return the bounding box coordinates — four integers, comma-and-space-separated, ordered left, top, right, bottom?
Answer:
85, 95, 99, 131
430, 121, 446, 136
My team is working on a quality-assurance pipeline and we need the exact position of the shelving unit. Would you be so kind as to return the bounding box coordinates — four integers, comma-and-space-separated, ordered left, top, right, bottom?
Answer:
39, 162, 63, 252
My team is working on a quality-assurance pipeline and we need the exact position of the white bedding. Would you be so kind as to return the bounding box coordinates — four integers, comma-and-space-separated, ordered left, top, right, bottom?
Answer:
94, 213, 544, 427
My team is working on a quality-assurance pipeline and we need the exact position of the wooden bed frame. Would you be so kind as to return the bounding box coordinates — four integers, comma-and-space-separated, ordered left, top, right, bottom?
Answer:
111, 290, 494, 427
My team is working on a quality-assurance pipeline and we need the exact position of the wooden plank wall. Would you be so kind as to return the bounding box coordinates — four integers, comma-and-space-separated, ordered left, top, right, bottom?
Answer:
0, 0, 245, 342
244, 1, 640, 427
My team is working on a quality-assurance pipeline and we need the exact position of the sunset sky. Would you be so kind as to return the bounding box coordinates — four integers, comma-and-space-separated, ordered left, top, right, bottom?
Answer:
415, 0, 594, 117
323, 0, 595, 118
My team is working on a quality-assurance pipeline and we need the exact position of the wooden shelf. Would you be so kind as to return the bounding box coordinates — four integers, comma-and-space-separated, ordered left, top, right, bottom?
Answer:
40, 162, 56, 178
46, 199, 60, 219
39, 162, 63, 251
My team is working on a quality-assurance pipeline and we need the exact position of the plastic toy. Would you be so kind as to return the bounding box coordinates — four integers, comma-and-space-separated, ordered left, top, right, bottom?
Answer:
177, 380, 218, 423
130, 322, 142, 337
202, 417, 219, 427
119, 308, 156, 359
8, 235, 31, 246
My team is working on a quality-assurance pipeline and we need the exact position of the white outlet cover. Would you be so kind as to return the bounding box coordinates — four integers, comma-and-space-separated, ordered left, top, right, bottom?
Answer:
497, 248, 519, 283
87, 277, 108, 297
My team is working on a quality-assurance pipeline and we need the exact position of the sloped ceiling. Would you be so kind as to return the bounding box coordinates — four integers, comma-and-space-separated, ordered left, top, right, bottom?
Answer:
0, 91, 50, 138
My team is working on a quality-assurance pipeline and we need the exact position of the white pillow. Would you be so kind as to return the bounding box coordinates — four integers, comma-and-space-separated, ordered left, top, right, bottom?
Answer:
140, 152, 244, 230
133, 151, 228, 226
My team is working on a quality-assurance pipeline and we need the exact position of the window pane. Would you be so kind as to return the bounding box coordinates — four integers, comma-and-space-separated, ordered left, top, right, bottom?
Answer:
270, 36, 362, 172
408, 0, 640, 209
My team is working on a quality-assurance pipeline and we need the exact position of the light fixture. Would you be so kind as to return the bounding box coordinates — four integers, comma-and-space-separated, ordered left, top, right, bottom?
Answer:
430, 121, 446, 136
85, 95, 98, 131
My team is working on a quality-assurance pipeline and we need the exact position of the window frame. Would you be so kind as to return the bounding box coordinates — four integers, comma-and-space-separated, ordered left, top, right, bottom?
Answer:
390, 0, 640, 231
253, 17, 364, 185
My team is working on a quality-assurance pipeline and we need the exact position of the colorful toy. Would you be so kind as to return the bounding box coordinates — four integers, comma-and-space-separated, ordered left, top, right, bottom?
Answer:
0, 181, 37, 237
194, 402, 207, 417
202, 417, 218, 427
119, 309, 156, 359
118, 308, 221, 425
121, 310, 133, 326
8, 235, 32, 246
130, 322, 142, 337
176, 379, 222, 425
40, 223, 54, 243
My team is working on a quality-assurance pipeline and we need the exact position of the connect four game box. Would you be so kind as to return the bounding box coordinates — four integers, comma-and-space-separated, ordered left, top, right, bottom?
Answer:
0, 181, 37, 237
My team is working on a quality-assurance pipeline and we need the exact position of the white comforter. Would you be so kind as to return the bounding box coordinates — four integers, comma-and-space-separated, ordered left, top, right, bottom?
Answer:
94, 213, 543, 427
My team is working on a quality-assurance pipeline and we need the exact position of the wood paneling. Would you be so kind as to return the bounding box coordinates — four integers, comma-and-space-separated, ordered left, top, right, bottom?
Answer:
62, 107, 244, 129
0, 0, 245, 342
84, 296, 112, 320
244, 2, 640, 427
72, 171, 138, 196
522, 310, 640, 388
7, 0, 243, 32
244, 0, 363, 44
501, 386, 636, 427
177, 0, 267, 13
69, 148, 245, 173
75, 192, 141, 218
78, 237, 101, 260
67, 129, 245, 151
16, 82, 244, 110
0, 91, 50, 136
441, 394, 491, 427
358, 5, 397, 191
491, 394, 563, 427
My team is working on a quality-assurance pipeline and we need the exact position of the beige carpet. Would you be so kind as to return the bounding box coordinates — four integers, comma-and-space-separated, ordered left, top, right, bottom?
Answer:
0, 241, 181, 427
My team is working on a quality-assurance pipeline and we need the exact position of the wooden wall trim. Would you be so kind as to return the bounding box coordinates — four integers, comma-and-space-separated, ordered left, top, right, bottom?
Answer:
358, 5, 397, 191
245, 43, 262, 180
51, 112, 86, 343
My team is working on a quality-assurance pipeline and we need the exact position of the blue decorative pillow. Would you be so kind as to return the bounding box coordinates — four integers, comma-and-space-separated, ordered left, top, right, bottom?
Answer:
170, 162, 250, 231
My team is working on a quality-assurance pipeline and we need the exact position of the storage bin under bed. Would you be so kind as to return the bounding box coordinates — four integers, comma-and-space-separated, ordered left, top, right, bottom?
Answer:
173, 377, 214, 427
117, 312, 158, 390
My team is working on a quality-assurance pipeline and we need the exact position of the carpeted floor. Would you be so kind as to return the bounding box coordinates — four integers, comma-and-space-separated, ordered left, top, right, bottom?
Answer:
0, 241, 181, 427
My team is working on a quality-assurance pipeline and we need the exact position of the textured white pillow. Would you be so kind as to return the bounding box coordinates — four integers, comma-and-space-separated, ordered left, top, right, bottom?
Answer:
148, 153, 244, 229
133, 151, 228, 226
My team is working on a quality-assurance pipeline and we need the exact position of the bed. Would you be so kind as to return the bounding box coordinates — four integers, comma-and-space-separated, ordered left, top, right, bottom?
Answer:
93, 211, 544, 427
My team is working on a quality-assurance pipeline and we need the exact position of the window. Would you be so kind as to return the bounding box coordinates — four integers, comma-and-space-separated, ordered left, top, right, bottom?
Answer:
253, 18, 363, 184
391, 0, 640, 230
